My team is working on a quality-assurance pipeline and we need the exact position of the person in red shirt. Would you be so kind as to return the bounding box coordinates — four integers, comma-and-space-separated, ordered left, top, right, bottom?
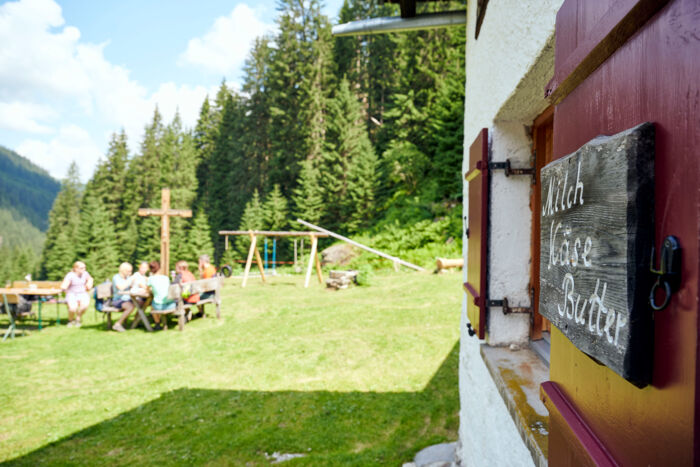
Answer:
198, 254, 216, 279
175, 260, 199, 304
195, 254, 216, 318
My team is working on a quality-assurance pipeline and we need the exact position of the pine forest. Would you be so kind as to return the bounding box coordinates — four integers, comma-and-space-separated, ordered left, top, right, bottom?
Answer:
31, 0, 466, 283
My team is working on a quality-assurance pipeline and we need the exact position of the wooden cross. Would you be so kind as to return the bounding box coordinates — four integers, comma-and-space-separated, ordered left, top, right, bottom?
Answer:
138, 188, 192, 274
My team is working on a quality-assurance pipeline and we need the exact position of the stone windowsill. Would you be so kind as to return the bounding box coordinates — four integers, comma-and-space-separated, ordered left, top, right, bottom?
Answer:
480, 344, 549, 467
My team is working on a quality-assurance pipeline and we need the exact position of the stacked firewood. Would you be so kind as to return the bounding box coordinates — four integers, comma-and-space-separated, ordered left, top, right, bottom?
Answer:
325, 270, 358, 290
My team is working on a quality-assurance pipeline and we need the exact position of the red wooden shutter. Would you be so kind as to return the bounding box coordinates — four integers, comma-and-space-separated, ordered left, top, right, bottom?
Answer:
464, 128, 488, 339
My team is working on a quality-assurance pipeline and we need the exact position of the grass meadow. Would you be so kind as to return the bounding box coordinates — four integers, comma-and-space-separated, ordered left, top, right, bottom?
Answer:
0, 270, 461, 466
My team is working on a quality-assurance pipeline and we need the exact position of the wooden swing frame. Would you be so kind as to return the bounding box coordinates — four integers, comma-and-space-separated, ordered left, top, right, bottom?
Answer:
218, 230, 329, 288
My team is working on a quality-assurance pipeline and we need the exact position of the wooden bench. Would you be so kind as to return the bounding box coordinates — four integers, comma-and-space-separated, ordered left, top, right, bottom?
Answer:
162, 278, 222, 331
95, 282, 152, 331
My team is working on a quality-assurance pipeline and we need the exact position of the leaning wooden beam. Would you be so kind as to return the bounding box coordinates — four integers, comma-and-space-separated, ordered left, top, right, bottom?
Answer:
297, 219, 426, 272
253, 231, 267, 284
304, 235, 319, 288
242, 233, 257, 288
219, 230, 329, 238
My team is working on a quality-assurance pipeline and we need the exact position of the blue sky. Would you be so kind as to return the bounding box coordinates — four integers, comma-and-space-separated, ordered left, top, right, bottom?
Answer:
0, 0, 344, 181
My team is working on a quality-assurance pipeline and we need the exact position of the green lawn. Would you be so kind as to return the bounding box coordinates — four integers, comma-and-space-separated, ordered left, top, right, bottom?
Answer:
0, 271, 461, 466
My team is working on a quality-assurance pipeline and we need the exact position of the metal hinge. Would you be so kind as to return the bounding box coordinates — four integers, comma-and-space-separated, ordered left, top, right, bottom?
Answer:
486, 297, 532, 314
486, 288, 535, 315
488, 159, 535, 184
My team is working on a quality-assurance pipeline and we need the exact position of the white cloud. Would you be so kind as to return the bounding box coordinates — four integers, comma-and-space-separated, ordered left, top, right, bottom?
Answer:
0, 101, 56, 134
17, 124, 102, 180
0, 0, 225, 181
179, 4, 275, 76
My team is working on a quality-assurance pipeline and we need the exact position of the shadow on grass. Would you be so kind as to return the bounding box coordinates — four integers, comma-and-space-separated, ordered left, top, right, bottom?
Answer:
4, 343, 459, 466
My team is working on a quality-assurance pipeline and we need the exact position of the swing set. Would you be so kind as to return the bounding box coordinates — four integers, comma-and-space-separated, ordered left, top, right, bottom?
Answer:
218, 230, 329, 288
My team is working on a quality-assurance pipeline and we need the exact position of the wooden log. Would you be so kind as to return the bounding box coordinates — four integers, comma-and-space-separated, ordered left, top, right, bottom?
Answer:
218, 230, 329, 238
436, 258, 464, 271
296, 219, 426, 272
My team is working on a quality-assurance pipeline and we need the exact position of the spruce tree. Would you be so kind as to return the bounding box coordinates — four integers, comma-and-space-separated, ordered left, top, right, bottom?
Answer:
430, 75, 465, 200
234, 190, 266, 257
263, 184, 289, 231
76, 195, 119, 283
181, 210, 215, 266
242, 37, 273, 191
292, 159, 325, 226
321, 78, 378, 232
40, 162, 82, 280
266, 0, 332, 192
346, 142, 379, 232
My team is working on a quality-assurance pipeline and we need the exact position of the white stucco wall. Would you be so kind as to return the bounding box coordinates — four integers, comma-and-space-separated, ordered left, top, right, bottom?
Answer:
486, 122, 533, 347
458, 1, 564, 465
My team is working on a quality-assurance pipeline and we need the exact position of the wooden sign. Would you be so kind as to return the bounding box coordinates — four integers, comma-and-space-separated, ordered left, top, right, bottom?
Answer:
539, 122, 655, 386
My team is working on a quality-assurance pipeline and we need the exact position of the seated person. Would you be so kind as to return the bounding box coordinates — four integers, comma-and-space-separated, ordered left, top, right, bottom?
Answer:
175, 260, 200, 304
147, 260, 175, 331
130, 262, 149, 294
111, 262, 135, 333
130, 261, 150, 307
196, 254, 216, 318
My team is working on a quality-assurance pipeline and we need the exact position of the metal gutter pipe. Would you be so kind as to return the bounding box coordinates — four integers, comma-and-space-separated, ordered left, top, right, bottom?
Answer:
332, 10, 466, 36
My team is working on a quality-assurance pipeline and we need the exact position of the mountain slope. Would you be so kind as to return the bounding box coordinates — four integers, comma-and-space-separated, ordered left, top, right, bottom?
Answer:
0, 145, 60, 231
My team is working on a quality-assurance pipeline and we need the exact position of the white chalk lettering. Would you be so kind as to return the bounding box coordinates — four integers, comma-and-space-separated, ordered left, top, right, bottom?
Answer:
614, 313, 627, 347
582, 237, 592, 267
574, 159, 584, 205
604, 307, 616, 344
542, 160, 585, 218
561, 171, 568, 211
553, 276, 625, 350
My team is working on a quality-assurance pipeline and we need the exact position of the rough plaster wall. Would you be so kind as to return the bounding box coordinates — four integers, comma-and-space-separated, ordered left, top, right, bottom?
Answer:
462, 0, 562, 144
458, 338, 537, 467
486, 122, 533, 346
459, 0, 563, 465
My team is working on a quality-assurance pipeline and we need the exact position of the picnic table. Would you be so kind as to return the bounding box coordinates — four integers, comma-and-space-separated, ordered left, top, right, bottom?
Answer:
0, 287, 63, 340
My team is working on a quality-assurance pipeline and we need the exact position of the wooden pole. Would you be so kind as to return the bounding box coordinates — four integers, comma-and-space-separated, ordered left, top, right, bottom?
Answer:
305, 235, 318, 288
315, 247, 323, 284
297, 219, 426, 271
294, 239, 298, 268
242, 232, 257, 288
225, 235, 229, 251
161, 189, 170, 274
254, 232, 267, 284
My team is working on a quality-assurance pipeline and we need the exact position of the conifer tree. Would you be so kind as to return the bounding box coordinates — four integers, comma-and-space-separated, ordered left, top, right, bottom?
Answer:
208, 92, 248, 261
321, 78, 378, 232
76, 195, 119, 283
346, 142, 379, 232
242, 37, 273, 191
40, 162, 82, 280
292, 159, 325, 226
263, 184, 289, 231
181, 210, 215, 266
266, 0, 332, 191
135, 216, 161, 265
234, 190, 265, 257
430, 75, 465, 200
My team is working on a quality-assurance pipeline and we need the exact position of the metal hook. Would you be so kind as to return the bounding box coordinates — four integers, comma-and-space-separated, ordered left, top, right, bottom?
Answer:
649, 277, 672, 311
649, 236, 681, 312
